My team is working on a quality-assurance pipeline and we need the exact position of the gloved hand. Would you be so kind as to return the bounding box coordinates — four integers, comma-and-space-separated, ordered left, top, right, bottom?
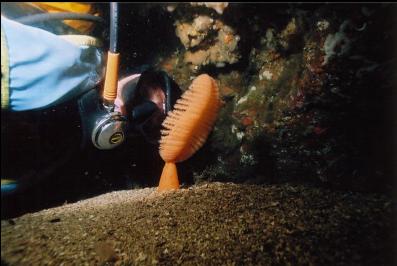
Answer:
1, 16, 104, 111
114, 73, 141, 116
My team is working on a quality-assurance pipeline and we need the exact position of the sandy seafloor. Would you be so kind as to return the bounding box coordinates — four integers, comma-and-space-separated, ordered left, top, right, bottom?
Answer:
1, 182, 394, 265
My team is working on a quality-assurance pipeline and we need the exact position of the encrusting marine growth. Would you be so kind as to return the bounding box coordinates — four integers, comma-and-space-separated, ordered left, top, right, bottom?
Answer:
158, 74, 222, 191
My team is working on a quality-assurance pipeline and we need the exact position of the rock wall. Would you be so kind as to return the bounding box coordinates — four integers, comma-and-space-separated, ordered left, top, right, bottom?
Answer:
148, 3, 396, 192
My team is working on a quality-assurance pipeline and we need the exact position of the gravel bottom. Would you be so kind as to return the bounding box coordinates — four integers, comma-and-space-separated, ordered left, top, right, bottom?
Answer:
1, 182, 394, 265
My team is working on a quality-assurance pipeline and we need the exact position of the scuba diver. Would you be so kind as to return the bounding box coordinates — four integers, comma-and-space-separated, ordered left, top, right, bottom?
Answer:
1, 3, 181, 205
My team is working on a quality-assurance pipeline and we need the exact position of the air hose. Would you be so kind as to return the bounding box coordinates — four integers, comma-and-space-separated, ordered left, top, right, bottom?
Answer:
15, 12, 105, 25
109, 3, 118, 54
162, 71, 172, 114
102, 2, 119, 104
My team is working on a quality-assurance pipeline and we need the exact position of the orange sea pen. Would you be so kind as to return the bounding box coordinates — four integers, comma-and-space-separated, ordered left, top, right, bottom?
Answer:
158, 74, 222, 191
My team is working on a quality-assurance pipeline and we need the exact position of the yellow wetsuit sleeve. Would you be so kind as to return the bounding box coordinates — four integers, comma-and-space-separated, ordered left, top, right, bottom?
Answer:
32, 2, 100, 34
1, 24, 10, 110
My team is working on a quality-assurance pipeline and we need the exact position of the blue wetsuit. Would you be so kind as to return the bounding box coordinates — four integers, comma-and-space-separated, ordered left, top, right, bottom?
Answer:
1, 15, 104, 195
1, 16, 104, 111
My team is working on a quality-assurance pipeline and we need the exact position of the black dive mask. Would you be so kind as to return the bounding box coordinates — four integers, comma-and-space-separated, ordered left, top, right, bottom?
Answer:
129, 99, 167, 144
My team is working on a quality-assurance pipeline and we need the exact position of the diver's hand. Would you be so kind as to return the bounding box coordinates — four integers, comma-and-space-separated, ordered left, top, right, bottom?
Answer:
114, 74, 141, 115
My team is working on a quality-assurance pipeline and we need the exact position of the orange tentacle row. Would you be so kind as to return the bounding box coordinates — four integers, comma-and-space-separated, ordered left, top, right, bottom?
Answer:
157, 74, 221, 192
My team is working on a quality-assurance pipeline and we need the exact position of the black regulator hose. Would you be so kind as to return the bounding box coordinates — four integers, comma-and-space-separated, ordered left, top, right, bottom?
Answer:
162, 71, 172, 114
109, 2, 119, 53
15, 12, 105, 25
